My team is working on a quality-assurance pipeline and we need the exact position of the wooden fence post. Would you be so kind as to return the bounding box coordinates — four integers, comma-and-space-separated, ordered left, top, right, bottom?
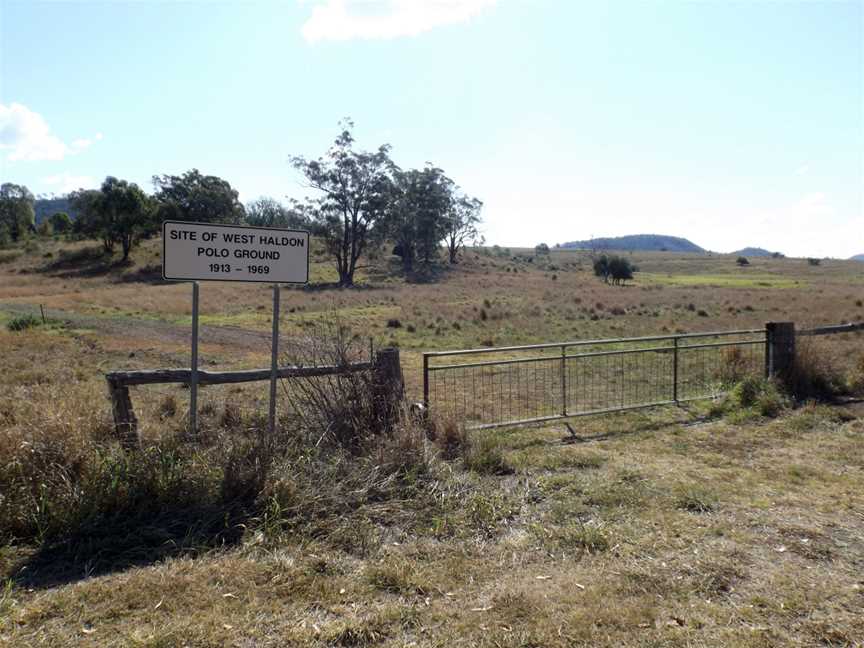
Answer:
372, 347, 403, 428
106, 376, 139, 450
766, 321, 795, 378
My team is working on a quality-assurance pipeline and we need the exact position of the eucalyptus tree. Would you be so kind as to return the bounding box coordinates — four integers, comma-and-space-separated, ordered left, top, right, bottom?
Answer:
291, 120, 393, 286
442, 193, 483, 264
387, 165, 453, 272
0, 183, 36, 242
245, 197, 311, 230
152, 169, 245, 225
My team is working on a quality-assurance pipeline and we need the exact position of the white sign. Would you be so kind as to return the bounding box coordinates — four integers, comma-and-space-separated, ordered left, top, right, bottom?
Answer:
162, 221, 309, 284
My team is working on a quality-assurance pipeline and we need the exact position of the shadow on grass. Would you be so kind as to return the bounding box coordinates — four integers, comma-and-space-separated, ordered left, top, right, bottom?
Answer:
557, 406, 696, 444
8, 503, 252, 590
297, 281, 387, 292
114, 263, 164, 284
363, 258, 455, 285
34, 246, 167, 285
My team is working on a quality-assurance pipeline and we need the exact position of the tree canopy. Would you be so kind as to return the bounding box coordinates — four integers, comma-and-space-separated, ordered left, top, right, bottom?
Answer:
49, 211, 72, 233
386, 166, 453, 272
153, 169, 244, 225
0, 183, 36, 242
71, 178, 155, 260
291, 120, 393, 286
593, 254, 636, 286
443, 194, 483, 264
245, 197, 311, 230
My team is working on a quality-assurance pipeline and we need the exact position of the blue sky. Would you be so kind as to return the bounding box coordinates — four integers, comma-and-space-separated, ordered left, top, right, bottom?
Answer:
1, 0, 861, 257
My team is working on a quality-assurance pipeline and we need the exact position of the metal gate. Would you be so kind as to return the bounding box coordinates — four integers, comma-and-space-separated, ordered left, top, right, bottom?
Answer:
422, 329, 768, 429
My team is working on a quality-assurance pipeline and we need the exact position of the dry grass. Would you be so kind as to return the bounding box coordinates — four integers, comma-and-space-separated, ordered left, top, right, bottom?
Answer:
1, 237, 863, 646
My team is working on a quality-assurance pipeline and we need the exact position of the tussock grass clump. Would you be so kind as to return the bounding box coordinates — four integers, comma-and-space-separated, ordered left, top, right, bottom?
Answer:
713, 375, 789, 421
566, 452, 607, 470
674, 483, 719, 513
463, 434, 513, 475
584, 469, 649, 510
366, 557, 430, 596
547, 520, 610, 554
427, 417, 468, 460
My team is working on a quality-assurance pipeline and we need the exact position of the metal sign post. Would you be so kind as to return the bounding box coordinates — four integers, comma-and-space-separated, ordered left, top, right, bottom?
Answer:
190, 281, 200, 434
268, 284, 280, 434
162, 221, 309, 437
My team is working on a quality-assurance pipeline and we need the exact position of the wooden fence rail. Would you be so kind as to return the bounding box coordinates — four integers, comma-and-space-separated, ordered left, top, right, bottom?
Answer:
105, 348, 401, 449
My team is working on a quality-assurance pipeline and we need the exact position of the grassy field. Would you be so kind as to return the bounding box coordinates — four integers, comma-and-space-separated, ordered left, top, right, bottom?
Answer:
1, 237, 863, 646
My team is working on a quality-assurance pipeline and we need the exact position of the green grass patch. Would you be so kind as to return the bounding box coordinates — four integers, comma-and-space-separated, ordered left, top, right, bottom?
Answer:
642, 273, 801, 289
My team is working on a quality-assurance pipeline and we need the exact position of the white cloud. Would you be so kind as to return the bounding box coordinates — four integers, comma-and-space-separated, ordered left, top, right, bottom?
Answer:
42, 172, 98, 194
0, 103, 101, 162
71, 138, 93, 152
301, 0, 497, 42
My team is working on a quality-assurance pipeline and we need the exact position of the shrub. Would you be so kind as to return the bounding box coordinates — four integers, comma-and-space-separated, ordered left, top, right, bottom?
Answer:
807, 257, 821, 266
7, 313, 41, 332
736, 256, 749, 266
283, 321, 384, 451
726, 375, 788, 418
386, 318, 402, 328
779, 340, 847, 401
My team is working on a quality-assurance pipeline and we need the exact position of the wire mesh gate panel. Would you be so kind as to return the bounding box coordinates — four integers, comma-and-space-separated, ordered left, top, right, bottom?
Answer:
423, 329, 767, 429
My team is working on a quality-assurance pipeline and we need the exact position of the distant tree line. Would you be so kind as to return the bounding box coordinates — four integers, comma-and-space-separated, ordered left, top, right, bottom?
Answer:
1, 121, 483, 282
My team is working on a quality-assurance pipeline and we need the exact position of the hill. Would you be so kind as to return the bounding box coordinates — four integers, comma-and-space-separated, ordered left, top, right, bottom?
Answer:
559, 234, 705, 253
732, 247, 780, 257
34, 195, 78, 223
850, 254, 864, 262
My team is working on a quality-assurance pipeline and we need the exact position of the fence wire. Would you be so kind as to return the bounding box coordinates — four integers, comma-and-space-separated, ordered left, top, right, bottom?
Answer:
425, 331, 767, 428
